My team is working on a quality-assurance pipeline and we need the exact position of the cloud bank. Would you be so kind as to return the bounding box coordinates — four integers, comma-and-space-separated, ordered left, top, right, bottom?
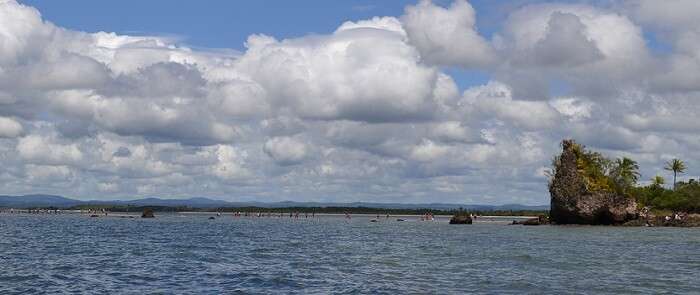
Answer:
0, 0, 699, 204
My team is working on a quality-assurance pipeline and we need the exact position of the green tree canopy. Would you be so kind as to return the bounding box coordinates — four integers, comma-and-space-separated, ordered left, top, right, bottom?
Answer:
611, 157, 640, 194
651, 175, 665, 188
664, 158, 687, 189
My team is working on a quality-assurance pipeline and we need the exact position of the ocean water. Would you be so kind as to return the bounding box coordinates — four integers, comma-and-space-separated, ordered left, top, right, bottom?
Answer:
1, 213, 699, 294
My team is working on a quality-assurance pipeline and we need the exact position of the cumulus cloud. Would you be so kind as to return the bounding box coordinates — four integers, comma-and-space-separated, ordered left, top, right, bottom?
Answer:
236, 24, 443, 123
263, 136, 310, 166
530, 12, 603, 67
17, 134, 83, 165
0, 117, 23, 138
459, 81, 561, 130
494, 3, 651, 98
211, 145, 252, 180
0, 0, 699, 205
401, 0, 494, 67
626, 0, 700, 93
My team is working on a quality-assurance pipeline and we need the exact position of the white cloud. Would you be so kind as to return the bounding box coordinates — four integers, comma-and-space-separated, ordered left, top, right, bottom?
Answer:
25, 164, 73, 182
494, 3, 651, 98
459, 81, 561, 129
409, 139, 450, 162
401, 0, 494, 67
549, 97, 593, 121
211, 145, 252, 180
630, 0, 700, 30
0, 117, 22, 138
627, 1, 700, 93
236, 21, 442, 123
17, 134, 83, 165
431, 121, 479, 143
263, 136, 310, 166
1, 0, 700, 205
0, 0, 51, 65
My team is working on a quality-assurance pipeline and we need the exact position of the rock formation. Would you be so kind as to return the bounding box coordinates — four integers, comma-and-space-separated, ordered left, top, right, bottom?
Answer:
141, 208, 155, 218
549, 140, 638, 225
449, 212, 472, 224
512, 215, 549, 226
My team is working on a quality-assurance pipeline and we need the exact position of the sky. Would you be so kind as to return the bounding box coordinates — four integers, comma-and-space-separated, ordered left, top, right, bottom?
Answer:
1, 0, 699, 204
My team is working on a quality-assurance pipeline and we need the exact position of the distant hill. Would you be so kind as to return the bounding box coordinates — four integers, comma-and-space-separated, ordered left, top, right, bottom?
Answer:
84, 197, 232, 208
0, 194, 83, 208
0, 194, 549, 211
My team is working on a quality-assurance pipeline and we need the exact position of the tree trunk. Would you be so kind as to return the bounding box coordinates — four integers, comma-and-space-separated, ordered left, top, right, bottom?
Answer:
674, 171, 677, 190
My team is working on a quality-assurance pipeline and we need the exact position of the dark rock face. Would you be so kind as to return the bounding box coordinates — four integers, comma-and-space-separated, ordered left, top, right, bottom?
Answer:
549, 140, 638, 225
141, 208, 155, 218
449, 214, 472, 224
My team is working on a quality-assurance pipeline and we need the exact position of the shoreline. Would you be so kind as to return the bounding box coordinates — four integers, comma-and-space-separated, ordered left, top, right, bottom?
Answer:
0, 210, 537, 220
4, 211, 700, 226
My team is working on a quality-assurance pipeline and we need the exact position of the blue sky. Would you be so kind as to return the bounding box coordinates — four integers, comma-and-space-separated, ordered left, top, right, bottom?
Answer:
21, 1, 427, 49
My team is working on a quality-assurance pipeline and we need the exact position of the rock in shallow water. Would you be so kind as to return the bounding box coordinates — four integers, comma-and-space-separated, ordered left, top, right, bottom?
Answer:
549, 140, 638, 225
141, 208, 155, 218
513, 215, 550, 226
449, 214, 472, 224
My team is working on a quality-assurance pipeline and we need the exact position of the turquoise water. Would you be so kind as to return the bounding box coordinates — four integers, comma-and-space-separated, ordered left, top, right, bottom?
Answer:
1, 213, 699, 294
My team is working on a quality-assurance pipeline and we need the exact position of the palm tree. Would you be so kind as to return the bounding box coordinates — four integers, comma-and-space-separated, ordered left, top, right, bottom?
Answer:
651, 175, 665, 188
612, 157, 640, 192
664, 158, 686, 189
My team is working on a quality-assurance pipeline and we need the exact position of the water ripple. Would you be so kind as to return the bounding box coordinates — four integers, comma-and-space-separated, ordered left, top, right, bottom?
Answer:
1, 214, 699, 294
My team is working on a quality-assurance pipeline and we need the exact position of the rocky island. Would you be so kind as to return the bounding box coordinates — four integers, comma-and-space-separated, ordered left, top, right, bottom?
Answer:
549, 140, 638, 225
449, 211, 472, 224
141, 208, 155, 218
548, 139, 700, 226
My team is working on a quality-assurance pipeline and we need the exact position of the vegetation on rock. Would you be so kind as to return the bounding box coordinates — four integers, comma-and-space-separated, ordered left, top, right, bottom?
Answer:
449, 210, 472, 224
549, 142, 640, 196
549, 140, 639, 224
550, 140, 700, 221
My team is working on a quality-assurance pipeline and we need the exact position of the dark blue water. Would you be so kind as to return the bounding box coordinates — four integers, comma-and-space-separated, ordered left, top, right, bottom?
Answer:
1, 213, 699, 294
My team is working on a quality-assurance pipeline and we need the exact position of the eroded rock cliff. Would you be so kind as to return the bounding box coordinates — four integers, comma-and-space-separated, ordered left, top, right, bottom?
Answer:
549, 140, 638, 224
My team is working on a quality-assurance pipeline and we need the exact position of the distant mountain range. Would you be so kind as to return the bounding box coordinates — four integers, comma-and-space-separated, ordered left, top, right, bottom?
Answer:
0, 194, 549, 210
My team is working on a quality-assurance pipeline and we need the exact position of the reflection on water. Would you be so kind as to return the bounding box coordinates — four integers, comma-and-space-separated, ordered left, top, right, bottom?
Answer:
1, 213, 698, 294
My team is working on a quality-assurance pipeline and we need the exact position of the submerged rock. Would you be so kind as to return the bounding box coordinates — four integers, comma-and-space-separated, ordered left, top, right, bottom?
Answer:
449, 213, 472, 224
549, 140, 638, 225
513, 215, 549, 226
141, 208, 155, 218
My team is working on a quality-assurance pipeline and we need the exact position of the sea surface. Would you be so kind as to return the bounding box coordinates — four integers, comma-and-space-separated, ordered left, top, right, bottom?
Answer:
1, 213, 699, 294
